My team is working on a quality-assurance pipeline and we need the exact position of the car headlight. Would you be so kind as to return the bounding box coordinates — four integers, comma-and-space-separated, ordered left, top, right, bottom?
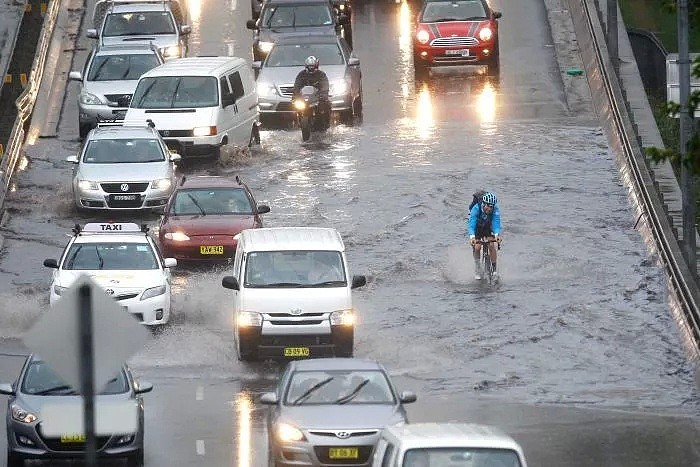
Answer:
258, 41, 274, 53
11, 404, 37, 424
329, 79, 349, 97
78, 180, 99, 191
164, 231, 190, 241
256, 82, 276, 97
79, 92, 102, 105
238, 311, 262, 327
479, 27, 493, 41
141, 285, 166, 300
294, 99, 306, 110
192, 126, 217, 137
151, 178, 172, 190
330, 309, 354, 326
160, 45, 181, 58
53, 285, 67, 296
416, 29, 430, 44
276, 422, 305, 442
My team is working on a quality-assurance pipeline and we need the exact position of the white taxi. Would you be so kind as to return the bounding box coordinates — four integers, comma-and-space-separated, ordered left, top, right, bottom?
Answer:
43, 222, 177, 326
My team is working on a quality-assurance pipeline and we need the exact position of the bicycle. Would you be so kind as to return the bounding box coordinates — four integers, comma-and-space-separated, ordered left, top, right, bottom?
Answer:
473, 237, 501, 284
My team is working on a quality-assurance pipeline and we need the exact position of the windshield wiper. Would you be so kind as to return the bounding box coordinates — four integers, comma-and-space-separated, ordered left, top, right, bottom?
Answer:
120, 61, 132, 79
35, 385, 75, 395
292, 377, 334, 405
135, 80, 157, 107
309, 280, 345, 287
186, 193, 207, 216
95, 245, 104, 270
430, 17, 461, 22
462, 15, 487, 20
91, 58, 111, 80
334, 378, 369, 404
257, 282, 304, 287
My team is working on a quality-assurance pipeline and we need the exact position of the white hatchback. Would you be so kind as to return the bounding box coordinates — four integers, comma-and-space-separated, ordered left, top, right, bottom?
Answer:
43, 222, 177, 326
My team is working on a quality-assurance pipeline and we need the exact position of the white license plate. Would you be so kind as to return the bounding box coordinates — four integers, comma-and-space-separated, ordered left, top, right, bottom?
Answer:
446, 49, 470, 56
113, 195, 137, 201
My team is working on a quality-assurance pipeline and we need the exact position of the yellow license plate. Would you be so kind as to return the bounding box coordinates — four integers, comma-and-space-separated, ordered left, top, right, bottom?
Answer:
60, 433, 86, 443
283, 347, 310, 357
200, 245, 224, 255
329, 447, 359, 459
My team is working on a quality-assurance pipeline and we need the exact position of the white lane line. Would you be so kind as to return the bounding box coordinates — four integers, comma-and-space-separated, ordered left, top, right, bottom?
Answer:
196, 386, 204, 401
196, 439, 206, 456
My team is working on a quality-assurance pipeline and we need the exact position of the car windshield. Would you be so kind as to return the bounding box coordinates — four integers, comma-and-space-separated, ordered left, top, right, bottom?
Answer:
420, 0, 487, 22
21, 361, 129, 395
244, 250, 346, 287
62, 242, 158, 270
83, 139, 165, 163
266, 43, 344, 67
261, 4, 333, 28
171, 188, 254, 215
285, 370, 395, 405
87, 53, 160, 81
103, 11, 176, 36
402, 448, 522, 467
131, 76, 219, 109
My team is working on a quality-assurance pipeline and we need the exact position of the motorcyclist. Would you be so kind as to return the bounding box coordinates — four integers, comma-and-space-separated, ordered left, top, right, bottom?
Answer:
467, 192, 501, 280
293, 55, 331, 128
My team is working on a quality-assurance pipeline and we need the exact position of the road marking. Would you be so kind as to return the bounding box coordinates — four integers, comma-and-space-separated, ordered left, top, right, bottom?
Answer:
196, 439, 205, 455
196, 386, 204, 400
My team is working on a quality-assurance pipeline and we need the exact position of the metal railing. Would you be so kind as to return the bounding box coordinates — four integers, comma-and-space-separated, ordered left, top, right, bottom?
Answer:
0, 0, 61, 211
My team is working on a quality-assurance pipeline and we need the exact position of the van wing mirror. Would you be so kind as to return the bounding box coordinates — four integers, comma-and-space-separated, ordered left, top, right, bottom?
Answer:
222, 275, 240, 290
134, 381, 154, 394
246, 19, 258, 30
163, 258, 177, 268
399, 391, 417, 403
252, 61, 262, 70
351, 275, 366, 289
43, 258, 59, 269
86, 28, 98, 38
69, 71, 83, 82
256, 204, 270, 214
65, 155, 79, 164
259, 392, 278, 405
493, 11, 502, 19
181, 24, 192, 34
348, 57, 360, 66
0, 383, 14, 396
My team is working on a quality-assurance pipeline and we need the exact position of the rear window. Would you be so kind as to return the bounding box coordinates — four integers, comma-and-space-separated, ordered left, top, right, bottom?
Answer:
402, 448, 522, 467
131, 76, 219, 109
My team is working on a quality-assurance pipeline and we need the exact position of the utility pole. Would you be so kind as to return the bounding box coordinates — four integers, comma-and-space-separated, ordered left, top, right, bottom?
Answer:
607, 0, 618, 73
678, 0, 697, 276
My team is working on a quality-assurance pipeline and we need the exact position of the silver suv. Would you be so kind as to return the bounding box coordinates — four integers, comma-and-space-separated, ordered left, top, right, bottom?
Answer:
66, 124, 181, 212
69, 43, 164, 138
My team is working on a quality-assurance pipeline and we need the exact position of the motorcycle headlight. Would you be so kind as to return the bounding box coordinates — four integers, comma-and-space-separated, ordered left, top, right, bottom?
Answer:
160, 45, 181, 58
256, 82, 276, 97
294, 100, 306, 110
329, 79, 348, 96
151, 178, 172, 190
276, 422, 305, 442
11, 404, 37, 424
78, 180, 99, 191
416, 29, 430, 44
258, 41, 274, 53
53, 285, 67, 296
330, 309, 354, 326
79, 92, 102, 105
141, 285, 166, 300
478, 27, 493, 41
164, 231, 190, 241
238, 311, 262, 327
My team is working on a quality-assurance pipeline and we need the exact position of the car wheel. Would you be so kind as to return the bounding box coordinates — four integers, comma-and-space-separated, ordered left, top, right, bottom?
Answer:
352, 92, 363, 124
125, 449, 144, 467
6, 452, 23, 467
248, 124, 261, 147
413, 57, 429, 83
236, 334, 258, 362
79, 122, 91, 139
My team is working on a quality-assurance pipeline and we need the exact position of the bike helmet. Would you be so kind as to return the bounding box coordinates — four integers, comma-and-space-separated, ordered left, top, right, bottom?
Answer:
481, 192, 497, 206
305, 55, 320, 72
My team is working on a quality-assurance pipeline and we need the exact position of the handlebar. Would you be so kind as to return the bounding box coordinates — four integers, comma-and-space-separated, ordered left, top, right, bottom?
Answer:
472, 238, 501, 249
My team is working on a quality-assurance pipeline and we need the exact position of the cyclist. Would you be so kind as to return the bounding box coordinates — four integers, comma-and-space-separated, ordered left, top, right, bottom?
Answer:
467, 192, 501, 280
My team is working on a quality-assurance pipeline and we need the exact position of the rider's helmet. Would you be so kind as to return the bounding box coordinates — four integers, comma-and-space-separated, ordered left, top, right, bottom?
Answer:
481, 192, 497, 206
305, 55, 320, 72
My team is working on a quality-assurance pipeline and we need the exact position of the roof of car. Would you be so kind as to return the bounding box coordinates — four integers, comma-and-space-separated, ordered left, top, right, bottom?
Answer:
109, 2, 173, 13
140, 56, 249, 77
265, 0, 332, 5
177, 175, 245, 189
274, 34, 341, 46
95, 43, 160, 55
383, 423, 526, 453
238, 227, 345, 252
88, 125, 161, 140
291, 358, 385, 371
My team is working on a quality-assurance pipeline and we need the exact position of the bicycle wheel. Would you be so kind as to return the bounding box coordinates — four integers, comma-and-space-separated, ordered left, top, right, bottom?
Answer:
483, 249, 493, 284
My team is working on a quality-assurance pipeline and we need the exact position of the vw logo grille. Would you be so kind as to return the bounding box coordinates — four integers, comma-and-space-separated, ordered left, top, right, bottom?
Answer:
335, 431, 351, 439
105, 289, 115, 295
120, 183, 129, 192
289, 308, 303, 316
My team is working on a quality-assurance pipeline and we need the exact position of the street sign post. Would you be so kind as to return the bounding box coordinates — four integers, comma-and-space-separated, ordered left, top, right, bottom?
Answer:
23, 275, 151, 466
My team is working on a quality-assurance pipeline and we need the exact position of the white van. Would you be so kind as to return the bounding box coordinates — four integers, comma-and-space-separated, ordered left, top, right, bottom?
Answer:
123, 56, 260, 158
221, 227, 367, 361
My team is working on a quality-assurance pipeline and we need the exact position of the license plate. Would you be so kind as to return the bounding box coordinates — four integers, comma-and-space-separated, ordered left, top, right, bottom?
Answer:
283, 347, 310, 357
200, 245, 224, 255
112, 194, 137, 201
60, 433, 86, 443
446, 49, 470, 56
329, 447, 359, 459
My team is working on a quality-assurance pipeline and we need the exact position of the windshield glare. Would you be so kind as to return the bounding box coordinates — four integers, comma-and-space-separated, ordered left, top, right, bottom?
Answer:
402, 448, 522, 467
83, 139, 165, 164
285, 370, 395, 405
244, 250, 346, 287
22, 361, 129, 395
262, 4, 333, 28
88, 54, 160, 81
420, 0, 487, 22
131, 76, 219, 109
171, 188, 254, 215
63, 243, 158, 270
103, 12, 176, 36
266, 43, 344, 67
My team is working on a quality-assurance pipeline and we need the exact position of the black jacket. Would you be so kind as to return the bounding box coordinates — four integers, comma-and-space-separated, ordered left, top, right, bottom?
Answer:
293, 69, 330, 101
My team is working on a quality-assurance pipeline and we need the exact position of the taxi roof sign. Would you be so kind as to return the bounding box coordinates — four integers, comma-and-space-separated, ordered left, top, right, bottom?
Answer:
81, 223, 143, 233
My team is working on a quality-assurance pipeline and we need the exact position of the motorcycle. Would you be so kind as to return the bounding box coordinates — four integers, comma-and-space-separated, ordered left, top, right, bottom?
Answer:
293, 85, 328, 142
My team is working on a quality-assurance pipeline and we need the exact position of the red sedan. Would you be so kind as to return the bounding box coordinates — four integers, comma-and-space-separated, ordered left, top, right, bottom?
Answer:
158, 175, 270, 261
413, 0, 502, 77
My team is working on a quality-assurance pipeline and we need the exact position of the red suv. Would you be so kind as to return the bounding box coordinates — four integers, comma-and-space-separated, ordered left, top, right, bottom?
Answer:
413, 0, 502, 78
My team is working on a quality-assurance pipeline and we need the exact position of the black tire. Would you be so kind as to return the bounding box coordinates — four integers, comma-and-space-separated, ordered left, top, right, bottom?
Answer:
7, 452, 23, 467
237, 334, 258, 362
79, 122, 91, 139
125, 448, 144, 467
413, 58, 429, 83
352, 92, 363, 124
335, 337, 354, 357
301, 116, 311, 142
248, 124, 261, 147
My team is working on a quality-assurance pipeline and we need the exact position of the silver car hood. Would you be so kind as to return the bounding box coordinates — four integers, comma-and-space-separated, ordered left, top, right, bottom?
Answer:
281, 404, 405, 430
83, 79, 139, 98
78, 162, 171, 182
101, 35, 177, 49
260, 27, 337, 42
259, 65, 347, 87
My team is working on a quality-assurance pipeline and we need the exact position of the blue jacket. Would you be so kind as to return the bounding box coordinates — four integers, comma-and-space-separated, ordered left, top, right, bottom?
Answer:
467, 203, 501, 238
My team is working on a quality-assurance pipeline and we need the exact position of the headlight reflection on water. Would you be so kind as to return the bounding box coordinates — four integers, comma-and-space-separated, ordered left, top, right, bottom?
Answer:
236, 391, 253, 467
415, 83, 434, 140
476, 80, 497, 125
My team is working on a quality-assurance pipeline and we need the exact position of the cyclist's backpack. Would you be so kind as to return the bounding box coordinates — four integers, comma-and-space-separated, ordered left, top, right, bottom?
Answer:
468, 190, 487, 212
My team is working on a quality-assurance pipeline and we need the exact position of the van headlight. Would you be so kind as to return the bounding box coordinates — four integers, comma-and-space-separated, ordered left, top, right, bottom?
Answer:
330, 309, 354, 326
192, 126, 217, 137
276, 423, 305, 442
256, 82, 276, 97
329, 79, 348, 97
151, 178, 172, 190
257, 41, 274, 53
141, 285, 166, 300
238, 311, 262, 327
79, 92, 102, 105
78, 180, 99, 191
160, 45, 181, 58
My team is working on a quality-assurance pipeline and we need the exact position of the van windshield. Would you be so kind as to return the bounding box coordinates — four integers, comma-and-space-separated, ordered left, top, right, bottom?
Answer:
244, 251, 346, 288
402, 448, 522, 467
131, 76, 219, 108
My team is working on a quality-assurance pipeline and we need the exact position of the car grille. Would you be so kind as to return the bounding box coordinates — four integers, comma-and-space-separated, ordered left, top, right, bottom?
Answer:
277, 85, 294, 97
37, 424, 110, 452
100, 182, 149, 193
104, 93, 132, 107
431, 36, 479, 47
260, 335, 333, 346
309, 430, 379, 438
158, 129, 192, 138
267, 312, 324, 318
314, 445, 373, 464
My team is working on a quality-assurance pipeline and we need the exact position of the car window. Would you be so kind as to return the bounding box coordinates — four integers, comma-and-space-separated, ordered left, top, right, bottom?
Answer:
244, 250, 346, 287
284, 369, 395, 405
103, 11, 176, 36
131, 76, 219, 108
83, 138, 166, 163
420, 0, 487, 22
229, 71, 245, 101
87, 53, 160, 81
402, 448, 522, 467
22, 361, 129, 395
171, 188, 253, 215
266, 43, 344, 67
261, 4, 333, 28
382, 443, 396, 467
62, 242, 159, 270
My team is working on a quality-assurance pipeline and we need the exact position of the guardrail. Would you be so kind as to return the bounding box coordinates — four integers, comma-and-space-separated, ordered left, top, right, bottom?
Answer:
0, 3, 27, 103
576, 0, 700, 349
0, 0, 61, 210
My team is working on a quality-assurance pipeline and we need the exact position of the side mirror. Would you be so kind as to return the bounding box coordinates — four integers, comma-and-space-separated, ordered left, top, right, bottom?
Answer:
0, 383, 15, 396
351, 275, 366, 289
256, 204, 270, 214
399, 391, 417, 403
222, 275, 240, 291
181, 24, 192, 34
348, 57, 360, 66
493, 11, 502, 19
65, 155, 79, 164
246, 20, 258, 30
134, 380, 154, 395
43, 258, 59, 269
259, 392, 278, 405
252, 61, 262, 70
86, 28, 98, 39
68, 71, 83, 82
163, 258, 177, 268
169, 153, 182, 162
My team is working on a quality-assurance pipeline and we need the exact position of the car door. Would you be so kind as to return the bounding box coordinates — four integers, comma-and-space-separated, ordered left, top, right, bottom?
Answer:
219, 73, 236, 144
227, 66, 257, 145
